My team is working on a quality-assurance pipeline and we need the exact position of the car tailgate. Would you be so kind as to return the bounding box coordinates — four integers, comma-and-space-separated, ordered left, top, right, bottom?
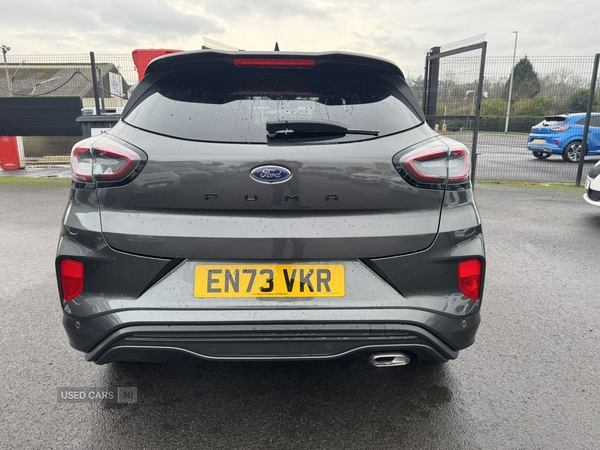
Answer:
97, 125, 443, 259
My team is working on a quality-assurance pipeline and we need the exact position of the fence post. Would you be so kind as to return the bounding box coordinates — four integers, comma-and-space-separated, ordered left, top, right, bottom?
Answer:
89, 52, 101, 116
471, 42, 487, 184
576, 53, 599, 187
422, 53, 429, 110
424, 47, 440, 128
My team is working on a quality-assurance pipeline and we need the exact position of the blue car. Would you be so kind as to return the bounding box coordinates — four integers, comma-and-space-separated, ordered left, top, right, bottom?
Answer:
527, 113, 600, 162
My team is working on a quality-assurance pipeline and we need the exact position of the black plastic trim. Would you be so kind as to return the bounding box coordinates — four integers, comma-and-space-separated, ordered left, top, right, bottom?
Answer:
85, 323, 459, 364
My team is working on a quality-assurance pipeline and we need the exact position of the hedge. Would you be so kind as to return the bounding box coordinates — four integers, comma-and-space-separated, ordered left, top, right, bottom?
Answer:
441, 116, 541, 133
480, 116, 540, 133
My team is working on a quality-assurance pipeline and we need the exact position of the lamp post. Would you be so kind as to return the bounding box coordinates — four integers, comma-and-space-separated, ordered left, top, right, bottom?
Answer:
1, 44, 12, 97
504, 31, 518, 133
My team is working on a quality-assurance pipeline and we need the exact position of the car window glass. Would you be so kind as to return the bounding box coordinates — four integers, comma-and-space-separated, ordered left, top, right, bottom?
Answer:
575, 116, 600, 127
542, 116, 566, 126
124, 69, 422, 144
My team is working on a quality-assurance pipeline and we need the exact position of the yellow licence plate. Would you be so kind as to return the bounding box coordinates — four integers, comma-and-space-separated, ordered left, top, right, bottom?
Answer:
194, 264, 345, 298
533, 139, 546, 144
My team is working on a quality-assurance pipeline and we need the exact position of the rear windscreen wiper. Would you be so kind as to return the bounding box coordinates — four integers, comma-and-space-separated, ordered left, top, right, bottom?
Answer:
266, 120, 380, 138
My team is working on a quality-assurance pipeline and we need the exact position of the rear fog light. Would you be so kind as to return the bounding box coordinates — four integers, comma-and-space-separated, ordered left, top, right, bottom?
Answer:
60, 259, 84, 302
458, 259, 482, 301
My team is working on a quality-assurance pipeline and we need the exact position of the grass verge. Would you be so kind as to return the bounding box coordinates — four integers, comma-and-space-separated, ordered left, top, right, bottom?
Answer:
476, 180, 584, 190
0, 176, 71, 187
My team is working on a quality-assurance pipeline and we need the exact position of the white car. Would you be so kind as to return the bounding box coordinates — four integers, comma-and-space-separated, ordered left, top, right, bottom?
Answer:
584, 160, 600, 207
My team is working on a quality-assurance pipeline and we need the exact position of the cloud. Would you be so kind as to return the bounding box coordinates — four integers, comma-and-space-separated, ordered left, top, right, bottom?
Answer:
179, 0, 333, 22
2, 0, 600, 77
1, 0, 222, 52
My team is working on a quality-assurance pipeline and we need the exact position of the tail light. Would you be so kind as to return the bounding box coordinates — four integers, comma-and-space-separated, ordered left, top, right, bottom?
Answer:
394, 138, 471, 189
71, 137, 145, 187
550, 126, 570, 132
60, 259, 84, 302
458, 259, 482, 301
71, 146, 93, 182
448, 148, 469, 183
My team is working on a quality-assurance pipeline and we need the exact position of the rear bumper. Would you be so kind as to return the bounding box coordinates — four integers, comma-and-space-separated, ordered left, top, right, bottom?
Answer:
58, 186, 485, 364
527, 141, 600, 155
527, 143, 560, 153
64, 308, 480, 364
80, 323, 476, 365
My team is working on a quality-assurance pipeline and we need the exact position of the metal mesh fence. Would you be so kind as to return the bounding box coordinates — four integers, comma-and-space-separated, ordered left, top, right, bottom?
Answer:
440, 35, 486, 53
1, 52, 599, 182
431, 54, 600, 182
0, 53, 137, 177
1, 53, 138, 101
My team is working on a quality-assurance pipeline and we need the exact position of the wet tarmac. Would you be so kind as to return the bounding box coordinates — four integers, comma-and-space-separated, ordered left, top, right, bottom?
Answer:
1, 183, 599, 449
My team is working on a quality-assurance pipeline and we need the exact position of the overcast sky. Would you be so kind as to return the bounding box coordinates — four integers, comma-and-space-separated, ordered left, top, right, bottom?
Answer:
1, 0, 599, 78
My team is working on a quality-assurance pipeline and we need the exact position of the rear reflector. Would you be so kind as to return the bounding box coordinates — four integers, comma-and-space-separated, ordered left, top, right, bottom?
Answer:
458, 259, 482, 301
60, 259, 84, 302
234, 59, 315, 68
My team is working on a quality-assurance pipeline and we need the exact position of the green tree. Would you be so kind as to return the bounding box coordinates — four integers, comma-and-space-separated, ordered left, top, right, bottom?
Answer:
504, 56, 541, 101
408, 75, 424, 105
567, 88, 600, 112
513, 94, 552, 116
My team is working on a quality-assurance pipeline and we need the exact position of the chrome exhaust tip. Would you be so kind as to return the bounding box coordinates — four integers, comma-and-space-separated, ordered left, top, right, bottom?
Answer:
369, 352, 410, 367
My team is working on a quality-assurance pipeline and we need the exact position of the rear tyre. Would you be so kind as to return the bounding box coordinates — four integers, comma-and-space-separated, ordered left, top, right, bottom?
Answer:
532, 151, 551, 160
562, 141, 583, 162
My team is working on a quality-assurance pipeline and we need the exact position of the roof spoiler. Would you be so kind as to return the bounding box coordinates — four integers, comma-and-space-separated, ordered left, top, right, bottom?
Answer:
144, 50, 405, 79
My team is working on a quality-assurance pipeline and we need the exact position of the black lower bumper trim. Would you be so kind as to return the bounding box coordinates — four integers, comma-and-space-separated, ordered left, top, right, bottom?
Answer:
85, 323, 459, 364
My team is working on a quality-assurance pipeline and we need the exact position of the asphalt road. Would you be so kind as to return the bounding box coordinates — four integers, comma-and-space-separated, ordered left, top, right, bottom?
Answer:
446, 131, 600, 183
1, 182, 599, 449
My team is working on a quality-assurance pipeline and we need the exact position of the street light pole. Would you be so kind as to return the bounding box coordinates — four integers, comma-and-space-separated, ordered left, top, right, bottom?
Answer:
504, 32, 518, 133
1, 44, 12, 97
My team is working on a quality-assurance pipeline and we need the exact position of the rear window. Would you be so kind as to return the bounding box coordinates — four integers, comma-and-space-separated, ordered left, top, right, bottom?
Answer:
541, 116, 567, 126
124, 69, 422, 143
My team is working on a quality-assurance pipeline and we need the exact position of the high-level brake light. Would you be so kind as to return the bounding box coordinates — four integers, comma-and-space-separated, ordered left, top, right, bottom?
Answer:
233, 59, 315, 68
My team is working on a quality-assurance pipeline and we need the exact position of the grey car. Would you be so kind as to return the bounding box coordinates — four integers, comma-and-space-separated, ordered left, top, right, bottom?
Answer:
56, 50, 485, 366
